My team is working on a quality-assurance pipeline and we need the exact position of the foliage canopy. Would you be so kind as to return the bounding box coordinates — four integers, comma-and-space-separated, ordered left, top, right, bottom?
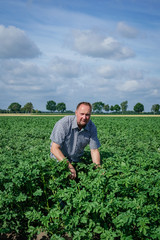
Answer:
134, 102, 144, 113
0, 116, 160, 239
46, 100, 56, 112
8, 102, 21, 113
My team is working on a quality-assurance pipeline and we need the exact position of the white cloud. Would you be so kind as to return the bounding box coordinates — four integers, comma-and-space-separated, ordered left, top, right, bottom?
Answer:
116, 80, 139, 92
0, 60, 47, 90
97, 65, 117, 79
151, 89, 159, 96
49, 57, 81, 78
0, 57, 83, 97
0, 25, 41, 59
72, 30, 135, 60
117, 22, 139, 38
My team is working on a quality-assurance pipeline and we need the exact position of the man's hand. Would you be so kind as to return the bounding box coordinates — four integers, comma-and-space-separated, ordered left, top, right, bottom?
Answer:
68, 163, 76, 179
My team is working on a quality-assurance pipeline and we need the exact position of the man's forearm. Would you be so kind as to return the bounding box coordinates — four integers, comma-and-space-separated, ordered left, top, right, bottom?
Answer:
91, 149, 101, 166
51, 142, 66, 161
51, 142, 76, 178
51, 145, 72, 166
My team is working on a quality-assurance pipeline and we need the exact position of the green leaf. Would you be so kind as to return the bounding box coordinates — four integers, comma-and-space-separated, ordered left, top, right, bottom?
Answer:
33, 189, 43, 196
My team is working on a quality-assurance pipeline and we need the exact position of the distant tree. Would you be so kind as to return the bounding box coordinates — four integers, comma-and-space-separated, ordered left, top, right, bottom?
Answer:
46, 100, 56, 112
23, 102, 34, 113
114, 104, 121, 112
110, 105, 114, 112
120, 101, 128, 113
92, 101, 105, 113
151, 104, 160, 114
103, 104, 109, 112
134, 103, 144, 113
8, 102, 21, 113
56, 102, 66, 113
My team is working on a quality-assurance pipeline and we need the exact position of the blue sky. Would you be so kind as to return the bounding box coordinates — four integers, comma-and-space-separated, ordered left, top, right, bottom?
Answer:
0, 0, 160, 112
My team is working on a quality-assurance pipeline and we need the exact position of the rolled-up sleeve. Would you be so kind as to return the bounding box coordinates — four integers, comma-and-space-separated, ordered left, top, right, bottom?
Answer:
50, 120, 66, 146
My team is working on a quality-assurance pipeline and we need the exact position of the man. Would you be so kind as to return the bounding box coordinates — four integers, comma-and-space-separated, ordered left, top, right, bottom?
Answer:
50, 102, 101, 179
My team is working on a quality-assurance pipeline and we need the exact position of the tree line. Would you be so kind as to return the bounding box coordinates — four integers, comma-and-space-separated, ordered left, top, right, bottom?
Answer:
0, 100, 159, 114
0, 101, 67, 113
92, 101, 160, 114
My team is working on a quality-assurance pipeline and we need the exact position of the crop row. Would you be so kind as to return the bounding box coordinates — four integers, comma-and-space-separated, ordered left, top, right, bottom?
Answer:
0, 116, 160, 239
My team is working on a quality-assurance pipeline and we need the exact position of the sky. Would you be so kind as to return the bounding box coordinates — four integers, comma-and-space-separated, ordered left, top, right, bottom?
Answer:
0, 0, 160, 112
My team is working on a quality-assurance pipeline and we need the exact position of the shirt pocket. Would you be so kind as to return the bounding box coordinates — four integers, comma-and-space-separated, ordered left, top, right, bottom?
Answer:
79, 134, 90, 148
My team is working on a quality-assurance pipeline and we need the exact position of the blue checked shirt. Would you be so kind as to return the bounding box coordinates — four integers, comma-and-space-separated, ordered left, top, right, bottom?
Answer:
50, 115, 101, 162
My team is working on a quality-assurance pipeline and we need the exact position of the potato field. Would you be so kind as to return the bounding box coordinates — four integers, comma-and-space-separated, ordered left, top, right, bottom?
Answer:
0, 116, 160, 240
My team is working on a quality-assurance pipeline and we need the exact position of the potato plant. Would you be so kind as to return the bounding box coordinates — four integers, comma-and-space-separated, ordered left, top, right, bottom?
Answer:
0, 116, 160, 239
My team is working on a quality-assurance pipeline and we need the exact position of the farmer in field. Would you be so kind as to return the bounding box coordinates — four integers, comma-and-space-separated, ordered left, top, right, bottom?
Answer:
50, 102, 101, 179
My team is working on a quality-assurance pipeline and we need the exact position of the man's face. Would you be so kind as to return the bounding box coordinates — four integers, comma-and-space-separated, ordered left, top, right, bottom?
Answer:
75, 104, 91, 129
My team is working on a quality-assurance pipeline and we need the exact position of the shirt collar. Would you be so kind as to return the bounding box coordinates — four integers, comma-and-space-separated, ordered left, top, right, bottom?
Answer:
72, 116, 78, 129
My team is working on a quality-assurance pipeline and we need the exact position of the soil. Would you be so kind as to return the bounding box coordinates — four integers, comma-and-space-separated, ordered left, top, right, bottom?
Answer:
0, 232, 72, 240
0, 232, 49, 240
